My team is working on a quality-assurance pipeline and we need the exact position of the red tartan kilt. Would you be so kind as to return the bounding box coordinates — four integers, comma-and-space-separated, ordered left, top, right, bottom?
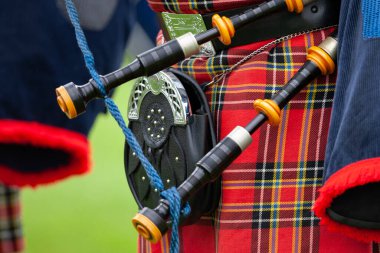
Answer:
0, 185, 23, 253
139, 29, 378, 253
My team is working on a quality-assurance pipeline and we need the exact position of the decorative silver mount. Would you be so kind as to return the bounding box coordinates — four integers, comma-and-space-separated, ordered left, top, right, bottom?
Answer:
128, 71, 190, 125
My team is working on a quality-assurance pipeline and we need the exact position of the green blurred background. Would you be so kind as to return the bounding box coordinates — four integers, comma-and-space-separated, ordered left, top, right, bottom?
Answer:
23, 83, 139, 253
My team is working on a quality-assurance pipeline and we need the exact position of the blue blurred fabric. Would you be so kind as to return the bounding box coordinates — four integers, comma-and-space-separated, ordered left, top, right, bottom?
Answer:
136, 0, 160, 43
323, 0, 380, 180
0, 0, 133, 135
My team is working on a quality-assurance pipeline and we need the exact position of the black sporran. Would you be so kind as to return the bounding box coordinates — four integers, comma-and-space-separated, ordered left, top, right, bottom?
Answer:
125, 68, 220, 225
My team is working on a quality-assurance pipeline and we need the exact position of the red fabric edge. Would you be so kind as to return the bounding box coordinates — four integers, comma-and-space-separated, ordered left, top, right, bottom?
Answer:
313, 157, 380, 242
0, 120, 91, 188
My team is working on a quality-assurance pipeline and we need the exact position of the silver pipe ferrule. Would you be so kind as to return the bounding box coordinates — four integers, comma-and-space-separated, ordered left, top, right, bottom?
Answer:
319, 37, 338, 61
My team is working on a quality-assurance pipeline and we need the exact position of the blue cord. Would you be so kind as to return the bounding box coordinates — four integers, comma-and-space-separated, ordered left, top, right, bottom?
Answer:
64, 1, 189, 252
64, 0, 164, 193
161, 188, 191, 253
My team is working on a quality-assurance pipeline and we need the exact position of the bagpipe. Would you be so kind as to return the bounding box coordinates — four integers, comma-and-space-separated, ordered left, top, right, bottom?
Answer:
56, 0, 340, 244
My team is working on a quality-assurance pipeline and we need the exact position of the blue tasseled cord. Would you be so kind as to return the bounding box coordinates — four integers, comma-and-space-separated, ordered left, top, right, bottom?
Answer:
64, 1, 190, 252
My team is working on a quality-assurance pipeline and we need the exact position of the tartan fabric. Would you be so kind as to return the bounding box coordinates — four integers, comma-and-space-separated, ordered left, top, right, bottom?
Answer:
138, 29, 380, 252
0, 185, 23, 253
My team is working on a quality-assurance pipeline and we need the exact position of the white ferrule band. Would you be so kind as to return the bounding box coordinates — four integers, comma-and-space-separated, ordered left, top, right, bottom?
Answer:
176, 32, 200, 58
227, 126, 252, 151
318, 37, 338, 61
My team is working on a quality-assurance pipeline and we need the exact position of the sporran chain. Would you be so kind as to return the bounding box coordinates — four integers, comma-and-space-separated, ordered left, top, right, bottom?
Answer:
204, 25, 337, 88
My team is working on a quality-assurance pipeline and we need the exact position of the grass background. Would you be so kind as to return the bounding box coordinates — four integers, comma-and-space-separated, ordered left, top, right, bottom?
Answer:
22, 83, 139, 253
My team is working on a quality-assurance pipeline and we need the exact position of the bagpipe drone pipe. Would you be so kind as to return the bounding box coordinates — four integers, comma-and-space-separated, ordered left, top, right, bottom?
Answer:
130, 32, 339, 242
55, 0, 344, 244
56, 0, 319, 119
